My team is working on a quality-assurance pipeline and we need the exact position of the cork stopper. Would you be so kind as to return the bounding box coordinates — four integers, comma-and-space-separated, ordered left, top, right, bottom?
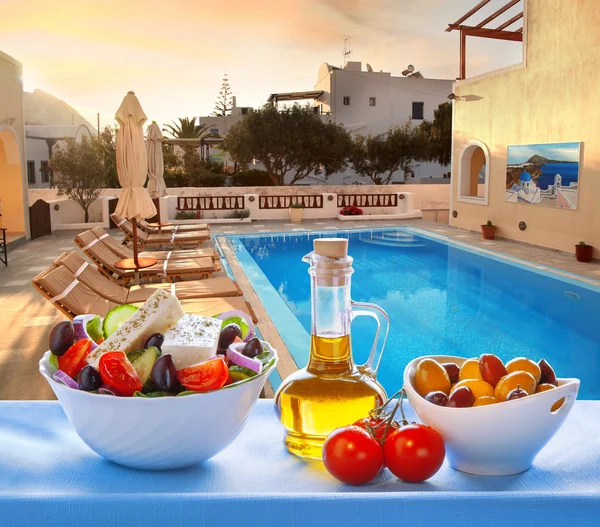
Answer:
313, 238, 348, 259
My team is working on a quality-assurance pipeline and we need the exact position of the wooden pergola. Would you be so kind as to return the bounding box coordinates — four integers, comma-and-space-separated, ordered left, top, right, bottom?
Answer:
447, 0, 523, 80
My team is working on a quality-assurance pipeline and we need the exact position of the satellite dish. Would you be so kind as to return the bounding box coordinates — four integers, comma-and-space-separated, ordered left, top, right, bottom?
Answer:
366, 63, 373, 72
401, 64, 416, 76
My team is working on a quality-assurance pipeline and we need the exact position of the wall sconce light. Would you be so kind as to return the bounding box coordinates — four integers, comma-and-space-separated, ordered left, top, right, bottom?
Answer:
327, 195, 334, 201
519, 221, 527, 231
447, 93, 466, 101
399, 194, 405, 200
452, 210, 458, 218
248, 196, 255, 202
54, 204, 60, 211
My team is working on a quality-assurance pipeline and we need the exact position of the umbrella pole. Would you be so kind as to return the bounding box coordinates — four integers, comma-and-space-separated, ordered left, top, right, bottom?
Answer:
132, 217, 140, 267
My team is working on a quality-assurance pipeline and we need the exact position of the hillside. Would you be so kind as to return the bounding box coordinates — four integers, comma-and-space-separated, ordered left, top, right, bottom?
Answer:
526, 154, 577, 164
23, 89, 94, 129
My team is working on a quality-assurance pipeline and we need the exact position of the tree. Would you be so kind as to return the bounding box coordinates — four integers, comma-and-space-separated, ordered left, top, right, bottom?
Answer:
419, 102, 451, 166
223, 104, 353, 185
212, 74, 233, 116
351, 123, 430, 185
162, 117, 211, 139
49, 136, 105, 222
97, 125, 119, 187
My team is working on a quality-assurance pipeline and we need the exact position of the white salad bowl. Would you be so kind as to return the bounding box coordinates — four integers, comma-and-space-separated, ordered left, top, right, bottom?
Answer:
39, 343, 278, 470
404, 355, 580, 476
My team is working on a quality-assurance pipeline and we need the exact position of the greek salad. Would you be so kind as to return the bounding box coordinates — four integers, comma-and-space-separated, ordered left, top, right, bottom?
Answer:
46, 289, 276, 397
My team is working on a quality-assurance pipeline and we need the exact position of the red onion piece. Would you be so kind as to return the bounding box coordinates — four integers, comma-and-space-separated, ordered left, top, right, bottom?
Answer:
215, 310, 255, 342
52, 370, 80, 390
98, 384, 122, 396
72, 314, 99, 351
227, 343, 262, 374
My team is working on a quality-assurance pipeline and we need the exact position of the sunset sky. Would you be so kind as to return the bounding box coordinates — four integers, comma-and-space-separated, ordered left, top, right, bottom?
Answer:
0, 0, 522, 130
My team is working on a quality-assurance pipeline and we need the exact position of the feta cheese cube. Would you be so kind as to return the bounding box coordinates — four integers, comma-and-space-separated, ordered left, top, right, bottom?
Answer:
87, 289, 184, 367
162, 314, 222, 370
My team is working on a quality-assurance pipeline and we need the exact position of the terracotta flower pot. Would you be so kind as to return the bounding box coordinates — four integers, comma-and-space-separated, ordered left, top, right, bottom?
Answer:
481, 225, 497, 240
289, 207, 303, 224
575, 244, 594, 263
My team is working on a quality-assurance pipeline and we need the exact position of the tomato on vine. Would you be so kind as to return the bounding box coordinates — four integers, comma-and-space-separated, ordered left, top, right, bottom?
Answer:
384, 424, 445, 483
322, 425, 384, 485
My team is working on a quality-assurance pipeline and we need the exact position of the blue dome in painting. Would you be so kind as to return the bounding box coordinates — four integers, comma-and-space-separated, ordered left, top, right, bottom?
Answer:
519, 171, 532, 182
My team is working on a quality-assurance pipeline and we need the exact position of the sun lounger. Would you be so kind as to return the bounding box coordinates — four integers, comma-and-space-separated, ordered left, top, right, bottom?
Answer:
137, 217, 209, 233
33, 265, 257, 322
74, 230, 218, 285
54, 251, 243, 303
90, 227, 218, 262
110, 214, 210, 250
32, 266, 119, 319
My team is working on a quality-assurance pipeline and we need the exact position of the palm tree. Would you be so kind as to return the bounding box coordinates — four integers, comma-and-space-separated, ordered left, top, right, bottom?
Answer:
162, 117, 212, 139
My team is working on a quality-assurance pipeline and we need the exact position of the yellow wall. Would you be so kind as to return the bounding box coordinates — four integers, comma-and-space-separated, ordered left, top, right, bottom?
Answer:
451, 0, 600, 257
0, 50, 28, 234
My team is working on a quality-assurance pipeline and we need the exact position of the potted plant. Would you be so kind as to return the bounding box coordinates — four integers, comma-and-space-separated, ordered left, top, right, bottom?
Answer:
340, 205, 364, 216
575, 241, 594, 263
481, 220, 497, 240
289, 202, 304, 224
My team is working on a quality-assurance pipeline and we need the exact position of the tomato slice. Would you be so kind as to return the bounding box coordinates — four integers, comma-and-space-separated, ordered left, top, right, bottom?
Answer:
98, 351, 142, 396
58, 339, 92, 378
176, 357, 229, 392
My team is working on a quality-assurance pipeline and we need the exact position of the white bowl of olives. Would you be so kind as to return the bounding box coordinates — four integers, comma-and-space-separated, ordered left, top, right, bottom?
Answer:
403, 354, 579, 476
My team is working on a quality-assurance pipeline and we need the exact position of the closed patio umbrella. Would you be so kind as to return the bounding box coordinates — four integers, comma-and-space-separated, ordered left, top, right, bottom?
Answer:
115, 91, 157, 268
146, 121, 167, 199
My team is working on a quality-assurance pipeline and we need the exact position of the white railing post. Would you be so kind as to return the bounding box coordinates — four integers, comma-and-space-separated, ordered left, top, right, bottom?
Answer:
245, 194, 260, 220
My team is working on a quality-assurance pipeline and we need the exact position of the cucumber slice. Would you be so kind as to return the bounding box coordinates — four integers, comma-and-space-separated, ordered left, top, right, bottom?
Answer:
127, 349, 145, 363
130, 346, 160, 387
176, 390, 197, 397
102, 304, 139, 338
228, 365, 258, 384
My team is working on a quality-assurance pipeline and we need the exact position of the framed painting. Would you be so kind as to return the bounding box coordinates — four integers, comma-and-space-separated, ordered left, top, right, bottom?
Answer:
505, 142, 581, 209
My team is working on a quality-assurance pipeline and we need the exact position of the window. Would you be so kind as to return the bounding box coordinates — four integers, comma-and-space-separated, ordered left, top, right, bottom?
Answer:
411, 102, 424, 120
41, 161, 50, 183
241, 107, 249, 115
27, 161, 36, 184
457, 140, 490, 205
343, 96, 351, 106
369, 97, 376, 107
210, 128, 219, 135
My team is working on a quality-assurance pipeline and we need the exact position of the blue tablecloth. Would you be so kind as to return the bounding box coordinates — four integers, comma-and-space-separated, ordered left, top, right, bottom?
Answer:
1, 400, 599, 527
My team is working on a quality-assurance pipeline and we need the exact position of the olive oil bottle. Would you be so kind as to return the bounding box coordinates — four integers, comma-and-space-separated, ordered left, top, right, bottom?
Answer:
274, 238, 389, 459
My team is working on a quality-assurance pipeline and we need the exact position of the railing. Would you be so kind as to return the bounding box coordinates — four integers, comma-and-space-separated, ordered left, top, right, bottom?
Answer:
337, 194, 398, 208
177, 196, 245, 211
259, 195, 323, 209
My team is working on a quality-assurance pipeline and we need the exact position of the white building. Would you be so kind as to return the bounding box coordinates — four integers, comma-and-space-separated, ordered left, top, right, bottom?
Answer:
25, 124, 95, 188
269, 61, 454, 184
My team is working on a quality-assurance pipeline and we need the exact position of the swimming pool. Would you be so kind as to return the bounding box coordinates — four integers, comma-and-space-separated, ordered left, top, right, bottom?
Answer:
225, 228, 600, 399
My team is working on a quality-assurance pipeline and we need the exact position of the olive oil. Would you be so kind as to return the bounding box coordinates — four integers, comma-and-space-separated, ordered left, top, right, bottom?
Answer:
275, 238, 389, 459
275, 334, 386, 459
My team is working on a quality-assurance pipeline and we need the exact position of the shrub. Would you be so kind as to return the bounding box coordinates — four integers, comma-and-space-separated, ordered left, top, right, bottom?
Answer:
225, 209, 250, 219
340, 206, 363, 216
175, 210, 202, 220
228, 169, 275, 187
289, 202, 304, 209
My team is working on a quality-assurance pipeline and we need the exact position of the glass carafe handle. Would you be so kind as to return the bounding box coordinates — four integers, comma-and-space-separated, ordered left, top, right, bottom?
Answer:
350, 301, 390, 378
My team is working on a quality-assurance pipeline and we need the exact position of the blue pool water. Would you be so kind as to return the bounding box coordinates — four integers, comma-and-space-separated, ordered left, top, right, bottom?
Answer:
227, 228, 600, 399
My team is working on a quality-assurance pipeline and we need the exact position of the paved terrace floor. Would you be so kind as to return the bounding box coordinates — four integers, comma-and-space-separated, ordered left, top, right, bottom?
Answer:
1, 219, 599, 401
